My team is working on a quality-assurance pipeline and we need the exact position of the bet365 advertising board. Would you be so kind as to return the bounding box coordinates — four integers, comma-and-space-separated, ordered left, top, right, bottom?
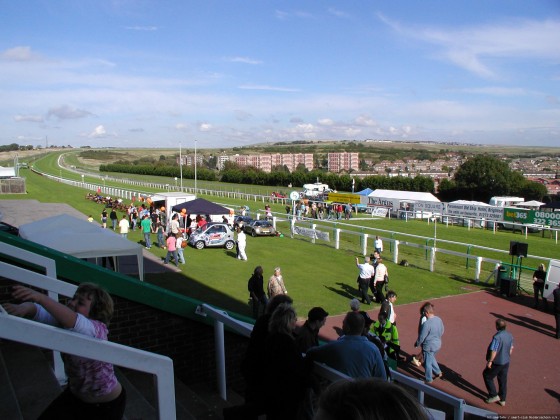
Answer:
503, 207, 560, 227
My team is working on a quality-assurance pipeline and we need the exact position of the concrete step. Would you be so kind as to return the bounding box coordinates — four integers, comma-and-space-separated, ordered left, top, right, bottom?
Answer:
0, 340, 62, 420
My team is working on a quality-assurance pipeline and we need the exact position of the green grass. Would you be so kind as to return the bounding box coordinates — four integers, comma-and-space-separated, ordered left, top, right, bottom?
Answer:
3, 153, 558, 320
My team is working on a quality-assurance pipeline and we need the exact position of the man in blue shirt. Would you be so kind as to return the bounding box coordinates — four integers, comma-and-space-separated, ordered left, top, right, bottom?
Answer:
306, 311, 386, 380
415, 303, 444, 383
483, 318, 514, 406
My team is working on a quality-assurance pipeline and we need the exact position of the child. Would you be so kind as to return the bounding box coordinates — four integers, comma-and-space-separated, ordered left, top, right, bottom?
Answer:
3, 283, 126, 419
412, 302, 429, 367
156, 221, 166, 249
176, 233, 186, 265
164, 233, 178, 266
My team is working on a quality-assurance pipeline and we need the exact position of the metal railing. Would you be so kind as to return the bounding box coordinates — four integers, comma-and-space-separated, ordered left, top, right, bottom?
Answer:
195, 303, 496, 420
0, 245, 176, 420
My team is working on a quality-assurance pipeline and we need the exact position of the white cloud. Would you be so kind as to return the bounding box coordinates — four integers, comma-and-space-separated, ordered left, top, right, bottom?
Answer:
125, 26, 158, 31
1, 46, 41, 62
14, 114, 44, 123
317, 118, 334, 126
238, 84, 300, 92
354, 115, 377, 126
198, 123, 212, 132
89, 125, 107, 138
47, 105, 93, 120
225, 56, 263, 65
379, 14, 560, 78
175, 123, 189, 131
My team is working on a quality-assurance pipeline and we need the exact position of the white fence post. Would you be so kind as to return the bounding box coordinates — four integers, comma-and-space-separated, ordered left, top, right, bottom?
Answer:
430, 247, 436, 272
335, 228, 340, 250
362, 233, 368, 256
475, 257, 482, 282
393, 240, 399, 264
312, 224, 316, 244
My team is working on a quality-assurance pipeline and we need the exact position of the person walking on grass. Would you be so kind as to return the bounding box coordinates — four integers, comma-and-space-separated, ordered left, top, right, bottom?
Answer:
483, 318, 514, 407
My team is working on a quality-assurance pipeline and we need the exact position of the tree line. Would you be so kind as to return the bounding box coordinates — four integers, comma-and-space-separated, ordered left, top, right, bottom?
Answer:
100, 154, 550, 202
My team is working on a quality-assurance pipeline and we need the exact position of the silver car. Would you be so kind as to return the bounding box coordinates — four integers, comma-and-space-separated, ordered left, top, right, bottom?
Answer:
187, 222, 236, 250
243, 220, 276, 237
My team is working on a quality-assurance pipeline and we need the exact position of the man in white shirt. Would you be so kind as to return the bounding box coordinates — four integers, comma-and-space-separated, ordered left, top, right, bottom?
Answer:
356, 256, 375, 305
118, 215, 129, 238
373, 258, 388, 303
374, 236, 383, 254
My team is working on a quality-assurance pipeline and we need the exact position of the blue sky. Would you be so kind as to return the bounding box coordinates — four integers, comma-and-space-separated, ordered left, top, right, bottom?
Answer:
1, 0, 559, 149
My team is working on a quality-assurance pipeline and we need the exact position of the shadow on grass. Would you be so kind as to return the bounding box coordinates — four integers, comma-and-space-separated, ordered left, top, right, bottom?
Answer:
324, 282, 359, 301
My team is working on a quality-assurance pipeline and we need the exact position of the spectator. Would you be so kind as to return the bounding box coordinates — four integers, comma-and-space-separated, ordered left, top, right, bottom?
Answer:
109, 208, 118, 230
100, 208, 108, 228
241, 295, 293, 415
412, 302, 430, 367
415, 303, 444, 384
554, 282, 560, 339
164, 233, 178, 266
176, 233, 185, 265
3, 284, 127, 419
355, 256, 374, 305
483, 318, 514, 406
264, 303, 310, 420
140, 214, 152, 249
374, 235, 383, 254
532, 263, 547, 310
247, 266, 267, 319
349, 298, 361, 312
295, 306, 328, 353
380, 290, 398, 325
267, 267, 287, 298
306, 311, 387, 380
372, 311, 401, 366
372, 257, 388, 303
155, 221, 165, 249
118, 214, 129, 238
237, 226, 247, 261
314, 378, 429, 420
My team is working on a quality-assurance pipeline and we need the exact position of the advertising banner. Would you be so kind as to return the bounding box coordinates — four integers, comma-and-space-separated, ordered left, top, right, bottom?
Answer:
446, 203, 504, 221
294, 226, 330, 241
503, 208, 560, 228
327, 192, 362, 205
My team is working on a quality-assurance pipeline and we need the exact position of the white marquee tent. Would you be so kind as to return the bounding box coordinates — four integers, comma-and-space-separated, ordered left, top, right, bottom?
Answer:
18, 214, 144, 280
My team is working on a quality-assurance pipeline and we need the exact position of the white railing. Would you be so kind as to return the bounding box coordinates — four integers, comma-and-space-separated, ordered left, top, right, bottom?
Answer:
195, 303, 496, 420
0, 250, 176, 420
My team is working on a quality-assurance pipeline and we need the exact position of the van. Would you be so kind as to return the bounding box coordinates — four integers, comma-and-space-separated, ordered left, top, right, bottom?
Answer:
544, 259, 560, 300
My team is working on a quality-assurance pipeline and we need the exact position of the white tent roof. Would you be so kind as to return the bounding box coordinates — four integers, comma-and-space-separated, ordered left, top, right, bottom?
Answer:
368, 189, 440, 202
449, 200, 491, 206
18, 214, 144, 280
516, 200, 544, 208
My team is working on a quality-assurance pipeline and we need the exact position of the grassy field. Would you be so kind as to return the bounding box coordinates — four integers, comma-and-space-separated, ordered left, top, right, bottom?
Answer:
2, 153, 558, 320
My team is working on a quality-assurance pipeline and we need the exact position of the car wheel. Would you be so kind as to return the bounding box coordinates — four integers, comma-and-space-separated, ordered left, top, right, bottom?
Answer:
225, 240, 235, 250
195, 240, 205, 250
251, 230, 257, 237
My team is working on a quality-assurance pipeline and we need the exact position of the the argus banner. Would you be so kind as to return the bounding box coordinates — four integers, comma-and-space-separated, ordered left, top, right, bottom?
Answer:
503, 207, 560, 227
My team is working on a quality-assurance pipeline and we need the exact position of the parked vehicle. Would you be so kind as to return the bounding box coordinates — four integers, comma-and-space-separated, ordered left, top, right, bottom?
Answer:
233, 215, 254, 228
187, 222, 236, 250
244, 220, 276, 237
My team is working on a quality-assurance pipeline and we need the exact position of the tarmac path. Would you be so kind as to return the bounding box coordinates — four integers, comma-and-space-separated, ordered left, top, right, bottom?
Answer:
316, 290, 560, 416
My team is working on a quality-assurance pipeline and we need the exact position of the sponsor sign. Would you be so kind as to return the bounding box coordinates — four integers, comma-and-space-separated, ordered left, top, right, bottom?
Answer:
411, 201, 445, 213
503, 208, 560, 227
446, 203, 504, 221
327, 192, 362, 205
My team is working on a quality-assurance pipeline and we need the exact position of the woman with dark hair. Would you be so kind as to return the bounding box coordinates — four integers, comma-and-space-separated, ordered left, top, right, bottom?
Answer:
265, 303, 310, 420
314, 378, 429, 420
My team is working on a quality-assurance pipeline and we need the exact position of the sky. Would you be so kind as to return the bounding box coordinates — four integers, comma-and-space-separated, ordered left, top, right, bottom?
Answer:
1, 0, 560, 150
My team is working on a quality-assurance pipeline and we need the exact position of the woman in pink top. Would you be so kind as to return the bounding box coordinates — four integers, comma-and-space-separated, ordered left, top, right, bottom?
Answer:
164, 233, 178, 266
3, 283, 126, 419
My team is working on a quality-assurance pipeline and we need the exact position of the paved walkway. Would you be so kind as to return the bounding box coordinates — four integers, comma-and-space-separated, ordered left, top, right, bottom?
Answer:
317, 290, 560, 416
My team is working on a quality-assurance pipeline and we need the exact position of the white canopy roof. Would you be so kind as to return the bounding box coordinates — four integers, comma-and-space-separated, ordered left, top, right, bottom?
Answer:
18, 214, 144, 280
516, 200, 544, 208
368, 189, 440, 202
